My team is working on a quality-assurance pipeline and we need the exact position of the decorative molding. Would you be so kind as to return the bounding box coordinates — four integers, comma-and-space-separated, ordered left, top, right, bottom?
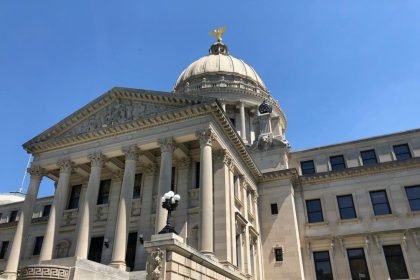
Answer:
27, 165, 46, 179
196, 128, 215, 147
158, 137, 174, 153
123, 145, 139, 161
18, 265, 70, 280
88, 153, 106, 168
146, 247, 165, 280
57, 160, 73, 175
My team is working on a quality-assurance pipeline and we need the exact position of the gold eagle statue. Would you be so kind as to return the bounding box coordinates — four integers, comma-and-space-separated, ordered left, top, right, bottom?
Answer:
209, 26, 226, 42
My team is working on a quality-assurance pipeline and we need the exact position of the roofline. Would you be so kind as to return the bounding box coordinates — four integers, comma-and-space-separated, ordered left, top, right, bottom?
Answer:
291, 128, 420, 154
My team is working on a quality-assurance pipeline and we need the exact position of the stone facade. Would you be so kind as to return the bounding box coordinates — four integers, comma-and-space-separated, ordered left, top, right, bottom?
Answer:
0, 37, 419, 280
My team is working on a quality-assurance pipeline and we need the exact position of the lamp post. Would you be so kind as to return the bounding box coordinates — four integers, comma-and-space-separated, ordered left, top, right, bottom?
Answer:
158, 191, 180, 234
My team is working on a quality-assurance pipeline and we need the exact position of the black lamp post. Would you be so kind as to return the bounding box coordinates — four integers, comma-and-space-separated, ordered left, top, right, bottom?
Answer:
158, 191, 180, 234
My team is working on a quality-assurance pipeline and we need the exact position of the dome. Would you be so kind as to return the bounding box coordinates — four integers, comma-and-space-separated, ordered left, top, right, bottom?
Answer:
173, 41, 270, 98
174, 53, 267, 91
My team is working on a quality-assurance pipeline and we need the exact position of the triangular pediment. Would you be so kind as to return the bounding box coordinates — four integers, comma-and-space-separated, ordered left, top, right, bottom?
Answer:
24, 87, 210, 152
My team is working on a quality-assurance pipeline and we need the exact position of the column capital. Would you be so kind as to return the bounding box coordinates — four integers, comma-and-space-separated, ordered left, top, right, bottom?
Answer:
57, 160, 74, 174
196, 129, 215, 147
214, 149, 234, 170
158, 138, 175, 153
122, 145, 139, 161
88, 153, 106, 167
27, 164, 46, 179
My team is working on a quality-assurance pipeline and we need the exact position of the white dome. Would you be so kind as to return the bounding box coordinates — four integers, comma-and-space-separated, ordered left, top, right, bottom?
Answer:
0, 192, 25, 205
175, 54, 267, 91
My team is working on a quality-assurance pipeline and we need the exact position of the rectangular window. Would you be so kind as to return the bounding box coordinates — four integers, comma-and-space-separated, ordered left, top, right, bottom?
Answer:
0, 241, 9, 259
301, 160, 316, 175
195, 162, 200, 188
370, 190, 391, 215
67, 184, 82, 209
306, 199, 324, 223
171, 167, 176, 192
383, 245, 409, 280
9, 210, 18, 223
313, 251, 333, 280
360, 150, 378, 166
330, 155, 346, 171
97, 179, 111, 205
347, 248, 370, 280
42, 204, 51, 217
88, 236, 104, 263
233, 175, 239, 197
405, 185, 420, 211
32, 236, 44, 256
230, 118, 236, 127
337, 195, 357, 219
132, 174, 142, 199
274, 248, 283, 262
125, 232, 138, 271
393, 144, 412, 160
271, 203, 278, 215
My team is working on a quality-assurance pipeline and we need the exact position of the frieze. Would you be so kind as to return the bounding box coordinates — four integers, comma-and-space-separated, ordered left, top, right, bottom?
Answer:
61, 99, 176, 138
17, 265, 70, 280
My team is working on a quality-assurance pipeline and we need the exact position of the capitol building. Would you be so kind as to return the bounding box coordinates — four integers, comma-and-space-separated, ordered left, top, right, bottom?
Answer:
0, 31, 419, 280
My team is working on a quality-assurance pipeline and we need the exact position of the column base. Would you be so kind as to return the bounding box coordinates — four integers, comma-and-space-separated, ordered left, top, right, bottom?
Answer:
108, 261, 127, 271
0, 271, 17, 280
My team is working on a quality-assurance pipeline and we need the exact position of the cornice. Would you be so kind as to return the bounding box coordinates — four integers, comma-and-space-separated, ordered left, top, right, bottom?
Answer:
23, 87, 208, 151
299, 157, 420, 186
259, 168, 299, 183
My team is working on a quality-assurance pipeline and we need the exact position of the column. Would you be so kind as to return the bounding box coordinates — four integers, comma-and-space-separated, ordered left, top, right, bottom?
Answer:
74, 153, 105, 258
239, 102, 247, 142
155, 138, 174, 233
135, 164, 156, 270
39, 160, 73, 261
3, 165, 44, 277
110, 146, 139, 270
213, 150, 232, 263
197, 129, 214, 255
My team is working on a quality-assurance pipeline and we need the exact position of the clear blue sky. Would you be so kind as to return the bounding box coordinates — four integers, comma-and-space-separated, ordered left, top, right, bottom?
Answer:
1, 1, 420, 197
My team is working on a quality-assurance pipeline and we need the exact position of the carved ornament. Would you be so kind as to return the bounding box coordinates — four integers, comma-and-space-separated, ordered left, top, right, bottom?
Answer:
57, 160, 74, 174
196, 128, 215, 147
88, 153, 106, 168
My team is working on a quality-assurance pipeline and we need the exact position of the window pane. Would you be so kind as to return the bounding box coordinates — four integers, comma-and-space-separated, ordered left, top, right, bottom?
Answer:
347, 248, 370, 280
338, 195, 354, 208
313, 251, 333, 280
383, 245, 409, 279
309, 212, 324, 223
393, 144, 412, 160
301, 160, 315, 175
68, 185, 82, 209
405, 186, 420, 211
275, 248, 283, 261
9, 211, 18, 222
306, 199, 324, 223
0, 241, 9, 259
330, 155, 346, 171
33, 236, 44, 256
133, 174, 142, 199
97, 180, 111, 205
361, 150, 377, 166
271, 203, 278, 215
373, 203, 391, 215
42, 205, 51, 217
370, 191, 387, 204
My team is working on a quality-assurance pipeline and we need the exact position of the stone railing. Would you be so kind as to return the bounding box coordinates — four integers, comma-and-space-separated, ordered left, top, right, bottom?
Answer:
17, 265, 70, 280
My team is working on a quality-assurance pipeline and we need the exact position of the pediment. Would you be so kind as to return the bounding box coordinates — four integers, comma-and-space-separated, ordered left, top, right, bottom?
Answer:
24, 87, 207, 151
61, 98, 176, 138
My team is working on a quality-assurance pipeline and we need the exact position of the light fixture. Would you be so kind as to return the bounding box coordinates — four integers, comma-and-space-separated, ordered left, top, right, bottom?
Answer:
158, 191, 181, 234
104, 238, 110, 248
139, 234, 144, 245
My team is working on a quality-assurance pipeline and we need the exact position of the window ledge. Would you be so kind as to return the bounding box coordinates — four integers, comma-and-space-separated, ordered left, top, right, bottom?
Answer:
63, 208, 79, 213
306, 221, 328, 228
337, 218, 361, 225
373, 214, 398, 221
406, 211, 420, 217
